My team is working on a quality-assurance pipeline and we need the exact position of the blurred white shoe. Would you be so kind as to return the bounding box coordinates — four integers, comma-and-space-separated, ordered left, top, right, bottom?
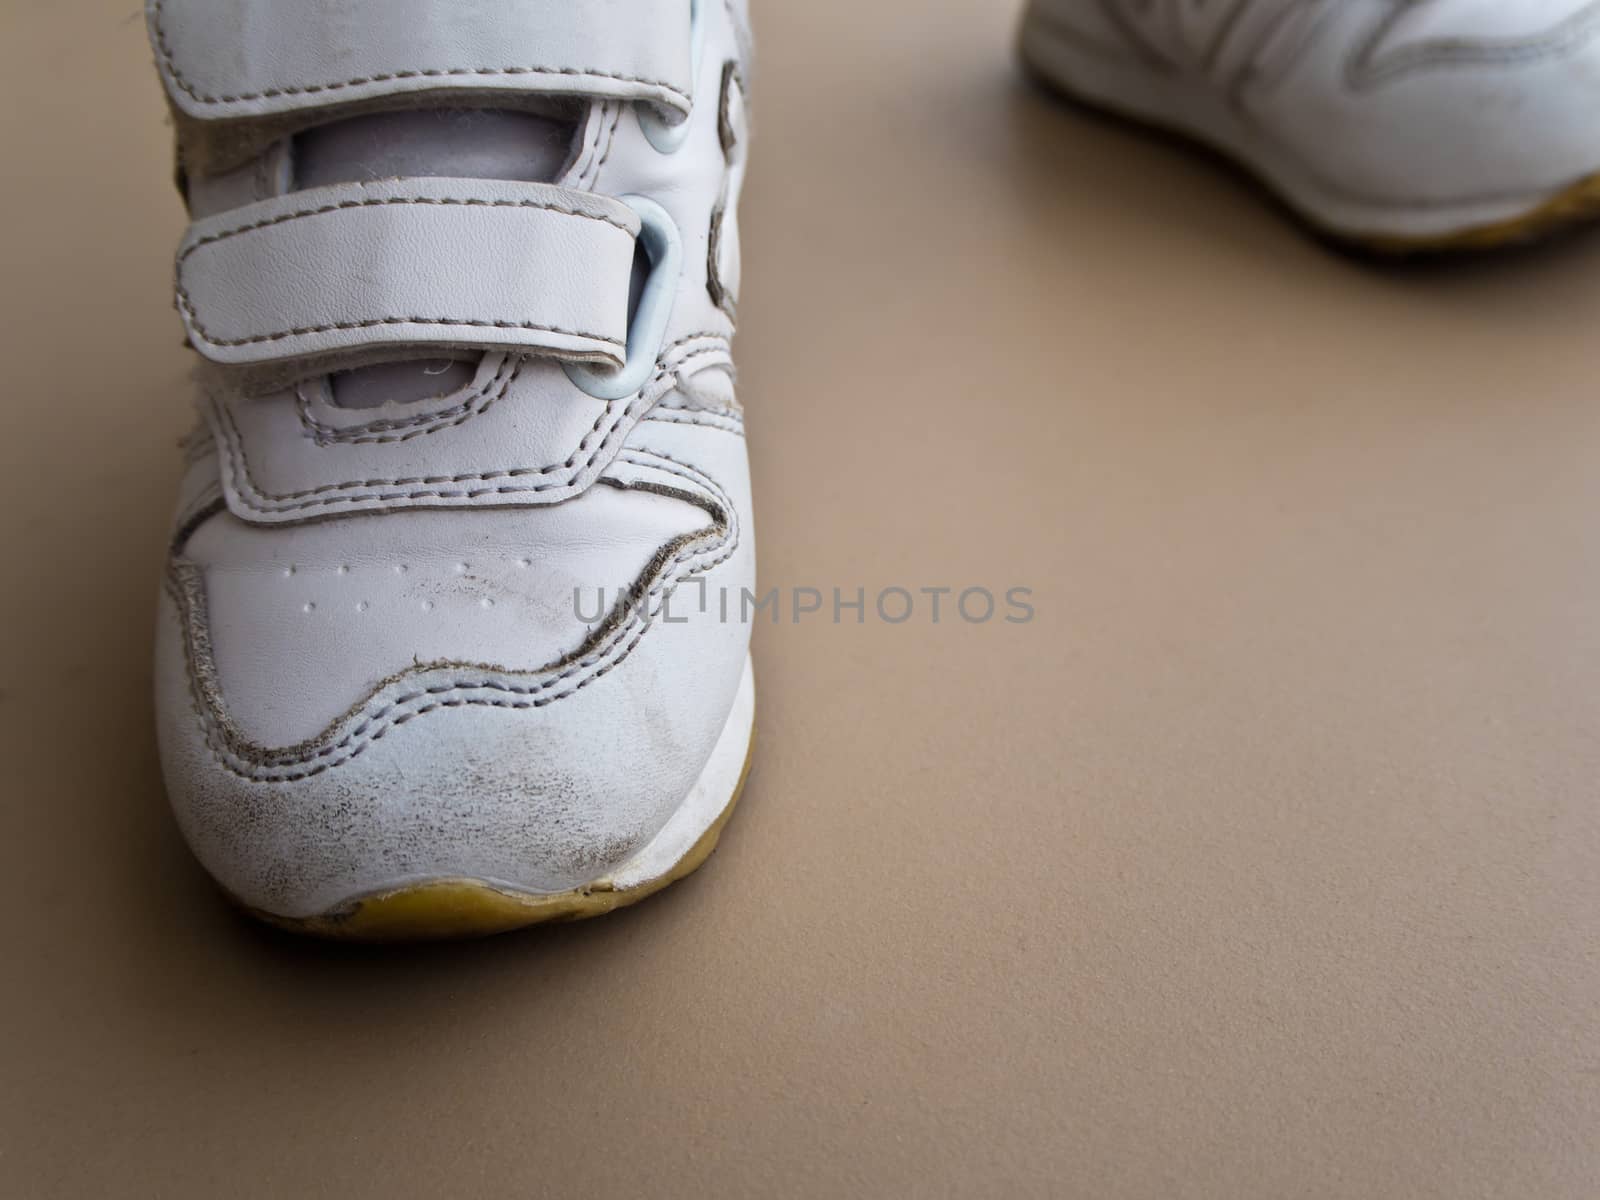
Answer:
149, 0, 757, 939
1020, 0, 1600, 250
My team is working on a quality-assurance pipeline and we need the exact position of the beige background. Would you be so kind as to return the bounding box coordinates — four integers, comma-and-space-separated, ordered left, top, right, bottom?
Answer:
3, 1, 1598, 1196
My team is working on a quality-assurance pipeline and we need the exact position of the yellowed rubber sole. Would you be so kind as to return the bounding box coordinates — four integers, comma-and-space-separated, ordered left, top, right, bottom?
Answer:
242, 727, 756, 942
1352, 172, 1600, 255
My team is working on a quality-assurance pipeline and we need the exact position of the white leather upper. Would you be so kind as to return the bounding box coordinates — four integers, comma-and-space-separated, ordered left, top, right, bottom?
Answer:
149, 0, 758, 915
179, 453, 732, 750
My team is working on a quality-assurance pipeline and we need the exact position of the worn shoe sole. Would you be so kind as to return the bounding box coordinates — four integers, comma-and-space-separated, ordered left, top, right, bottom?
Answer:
1019, 9, 1600, 255
239, 658, 757, 942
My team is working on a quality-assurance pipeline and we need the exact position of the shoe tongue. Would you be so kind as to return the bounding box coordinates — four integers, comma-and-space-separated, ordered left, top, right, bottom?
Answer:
294, 109, 575, 408
295, 108, 573, 190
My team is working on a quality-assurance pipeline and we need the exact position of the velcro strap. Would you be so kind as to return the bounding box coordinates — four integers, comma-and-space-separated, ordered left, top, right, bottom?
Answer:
148, 0, 694, 123
175, 178, 641, 370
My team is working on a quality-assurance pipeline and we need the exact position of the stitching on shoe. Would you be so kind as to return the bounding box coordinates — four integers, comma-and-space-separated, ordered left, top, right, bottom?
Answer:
176, 194, 633, 351
588, 102, 626, 188
656, 350, 734, 389
1347, 1, 1600, 90
642, 408, 743, 433
150, 0, 693, 108
625, 444, 737, 503
295, 356, 521, 446
168, 448, 739, 782
570, 103, 611, 191
214, 333, 733, 514
183, 310, 622, 352
181, 194, 637, 249
216, 388, 636, 511
661, 332, 732, 362
565, 105, 602, 186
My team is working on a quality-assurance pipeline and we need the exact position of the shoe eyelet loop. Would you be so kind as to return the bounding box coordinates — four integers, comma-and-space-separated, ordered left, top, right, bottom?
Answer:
639, 0, 705, 155
564, 195, 683, 401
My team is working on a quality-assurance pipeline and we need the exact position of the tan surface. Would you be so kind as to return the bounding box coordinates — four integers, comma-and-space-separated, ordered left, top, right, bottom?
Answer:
3, 2, 1598, 1196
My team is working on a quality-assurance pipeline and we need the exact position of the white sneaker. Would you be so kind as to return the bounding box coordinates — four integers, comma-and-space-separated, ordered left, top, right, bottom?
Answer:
1020, 0, 1600, 250
148, 0, 757, 939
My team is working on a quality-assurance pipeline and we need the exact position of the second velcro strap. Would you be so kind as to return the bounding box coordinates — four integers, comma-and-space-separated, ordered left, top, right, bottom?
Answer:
175, 178, 641, 370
